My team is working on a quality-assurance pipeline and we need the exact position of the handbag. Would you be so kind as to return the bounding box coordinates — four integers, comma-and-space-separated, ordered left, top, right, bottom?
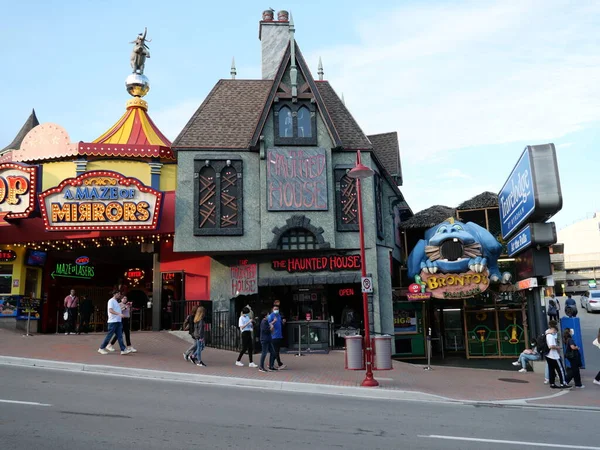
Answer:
63, 311, 69, 321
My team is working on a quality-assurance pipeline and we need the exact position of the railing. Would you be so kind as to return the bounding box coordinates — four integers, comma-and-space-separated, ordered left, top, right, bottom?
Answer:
170, 300, 213, 331
208, 310, 240, 352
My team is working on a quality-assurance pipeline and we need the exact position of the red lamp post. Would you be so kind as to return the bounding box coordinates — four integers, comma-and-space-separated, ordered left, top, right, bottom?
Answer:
347, 150, 379, 387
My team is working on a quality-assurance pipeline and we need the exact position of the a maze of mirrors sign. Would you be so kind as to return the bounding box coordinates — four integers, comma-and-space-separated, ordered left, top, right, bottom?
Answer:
267, 148, 328, 211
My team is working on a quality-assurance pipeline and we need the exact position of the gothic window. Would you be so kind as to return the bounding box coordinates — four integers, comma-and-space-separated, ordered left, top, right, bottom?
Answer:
194, 158, 243, 236
274, 101, 317, 146
277, 228, 318, 250
297, 106, 312, 137
335, 168, 358, 231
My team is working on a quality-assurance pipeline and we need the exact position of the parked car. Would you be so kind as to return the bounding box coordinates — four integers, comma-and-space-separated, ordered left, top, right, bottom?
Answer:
580, 292, 588, 308
585, 290, 600, 313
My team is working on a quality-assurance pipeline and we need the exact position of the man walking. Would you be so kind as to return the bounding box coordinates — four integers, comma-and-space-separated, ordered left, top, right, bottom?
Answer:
64, 289, 79, 335
98, 290, 131, 355
545, 321, 571, 389
268, 301, 286, 370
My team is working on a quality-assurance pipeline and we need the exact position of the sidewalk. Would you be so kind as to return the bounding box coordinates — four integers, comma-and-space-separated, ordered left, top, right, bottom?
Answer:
1, 328, 598, 408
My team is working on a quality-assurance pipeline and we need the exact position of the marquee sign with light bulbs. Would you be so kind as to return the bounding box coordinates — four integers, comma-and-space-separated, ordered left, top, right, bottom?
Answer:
0, 162, 39, 225
39, 171, 163, 231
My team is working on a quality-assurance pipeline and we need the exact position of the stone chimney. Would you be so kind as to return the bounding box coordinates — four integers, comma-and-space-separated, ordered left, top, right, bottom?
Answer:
259, 9, 290, 80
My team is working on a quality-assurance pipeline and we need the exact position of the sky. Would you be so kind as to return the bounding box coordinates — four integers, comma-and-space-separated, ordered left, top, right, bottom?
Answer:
1, 0, 598, 231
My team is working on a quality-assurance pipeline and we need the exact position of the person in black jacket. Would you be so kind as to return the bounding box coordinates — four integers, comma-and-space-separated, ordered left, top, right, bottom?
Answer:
563, 329, 584, 388
259, 310, 277, 373
193, 306, 207, 367
77, 296, 93, 334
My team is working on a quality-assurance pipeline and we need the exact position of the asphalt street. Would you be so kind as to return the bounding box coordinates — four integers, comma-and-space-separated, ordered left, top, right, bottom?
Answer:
574, 297, 600, 376
0, 365, 598, 450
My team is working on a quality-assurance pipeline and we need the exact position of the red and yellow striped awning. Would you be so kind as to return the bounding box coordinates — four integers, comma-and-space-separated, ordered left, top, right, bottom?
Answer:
79, 98, 174, 160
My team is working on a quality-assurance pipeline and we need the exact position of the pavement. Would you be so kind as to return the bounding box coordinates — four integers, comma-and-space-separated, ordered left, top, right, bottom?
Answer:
1, 364, 599, 450
1, 324, 600, 409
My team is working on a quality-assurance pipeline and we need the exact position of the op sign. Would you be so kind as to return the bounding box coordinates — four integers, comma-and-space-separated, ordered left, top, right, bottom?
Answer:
39, 171, 163, 231
0, 162, 39, 224
498, 144, 562, 239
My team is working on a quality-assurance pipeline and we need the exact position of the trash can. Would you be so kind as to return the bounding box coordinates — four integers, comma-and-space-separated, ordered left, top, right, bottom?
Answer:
373, 335, 393, 370
345, 335, 364, 370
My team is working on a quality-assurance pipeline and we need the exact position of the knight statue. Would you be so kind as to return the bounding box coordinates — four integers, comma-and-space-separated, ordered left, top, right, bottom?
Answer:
130, 28, 151, 74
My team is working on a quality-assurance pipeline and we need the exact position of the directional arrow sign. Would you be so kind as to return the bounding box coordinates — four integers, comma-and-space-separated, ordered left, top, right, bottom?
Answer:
51, 271, 93, 280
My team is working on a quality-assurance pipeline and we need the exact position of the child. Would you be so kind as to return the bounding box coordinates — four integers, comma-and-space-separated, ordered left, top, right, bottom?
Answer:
259, 310, 277, 373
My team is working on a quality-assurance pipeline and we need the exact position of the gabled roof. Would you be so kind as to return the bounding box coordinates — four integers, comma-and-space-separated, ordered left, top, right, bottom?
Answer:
1, 109, 39, 153
457, 191, 499, 210
368, 132, 402, 185
173, 80, 272, 149
314, 81, 372, 150
80, 98, 174, 160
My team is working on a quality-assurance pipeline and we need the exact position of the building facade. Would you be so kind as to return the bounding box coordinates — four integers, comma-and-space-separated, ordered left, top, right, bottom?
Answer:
173, 10, 411, 352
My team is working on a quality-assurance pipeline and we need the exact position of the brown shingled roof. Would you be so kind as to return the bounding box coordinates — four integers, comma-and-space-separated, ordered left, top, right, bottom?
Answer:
368, 132, 402, 185
173, 80, 272, 149
314, 81, 372, 150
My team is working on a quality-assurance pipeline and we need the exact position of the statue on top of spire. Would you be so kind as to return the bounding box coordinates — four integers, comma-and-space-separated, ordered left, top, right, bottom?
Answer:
130, 28, 151, 74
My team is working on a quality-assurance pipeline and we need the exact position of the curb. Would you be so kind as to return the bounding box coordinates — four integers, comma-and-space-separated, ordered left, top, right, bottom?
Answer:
1, 355, 598, 411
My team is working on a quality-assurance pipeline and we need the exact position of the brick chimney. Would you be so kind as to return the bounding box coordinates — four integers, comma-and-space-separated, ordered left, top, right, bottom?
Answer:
259, 9, 290, 80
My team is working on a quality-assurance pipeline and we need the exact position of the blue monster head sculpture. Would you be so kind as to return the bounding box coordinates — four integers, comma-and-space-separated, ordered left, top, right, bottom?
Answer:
408, 218, 508, 283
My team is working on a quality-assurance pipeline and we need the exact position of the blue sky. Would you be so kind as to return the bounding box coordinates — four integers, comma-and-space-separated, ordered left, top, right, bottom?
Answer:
1, 0, 598, 230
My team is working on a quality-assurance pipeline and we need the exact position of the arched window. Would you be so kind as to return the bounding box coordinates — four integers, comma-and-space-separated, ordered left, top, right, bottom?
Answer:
220, 165, 238, 228
198, 166, 216, 229
278, 106, 293, 138
277, 228, 318, 250
297, 106, 312, 137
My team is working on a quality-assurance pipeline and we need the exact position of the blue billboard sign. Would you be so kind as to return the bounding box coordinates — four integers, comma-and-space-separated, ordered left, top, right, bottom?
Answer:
499, 149, 535, 239
507, 225, 532, 257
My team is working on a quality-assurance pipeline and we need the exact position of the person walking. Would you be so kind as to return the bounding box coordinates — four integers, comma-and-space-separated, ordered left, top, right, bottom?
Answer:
64, 289, 79, 335
268, 301, 287, 370
545, 322, 571, 389
107, 295, 136, 353
593, 328, 600, 386
258, 310, 277, 373
547, 299, 559, 323
563, 329, 584, 388
183, 305, 199, 363
236, 306, 257, 367
98, 291, 131, 355
192, 306, 207, 367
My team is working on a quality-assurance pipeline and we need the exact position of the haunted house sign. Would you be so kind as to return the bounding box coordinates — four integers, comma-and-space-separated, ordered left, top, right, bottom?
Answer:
267, 148, 328, 211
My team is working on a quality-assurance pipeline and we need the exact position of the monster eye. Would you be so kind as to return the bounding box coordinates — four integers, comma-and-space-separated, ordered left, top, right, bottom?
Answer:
452, 224, 463, 231
436, 226, 448, 234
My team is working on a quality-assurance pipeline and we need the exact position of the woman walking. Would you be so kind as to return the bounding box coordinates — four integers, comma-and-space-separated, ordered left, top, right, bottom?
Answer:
547, 299, 559, 322
258, 310, 277, 373
107, 296, 136, 353
183, 305, 199, 363
236, 306, 258, 367
192, 306, 207, 367
593, 328, 600, 386
563, 329, 584, 388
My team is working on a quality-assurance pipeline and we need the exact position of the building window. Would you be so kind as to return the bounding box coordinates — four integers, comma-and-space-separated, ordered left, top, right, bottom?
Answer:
194, 159, 243, 236
374, 174, 384, 240
274, 101, 317, 146
0, 265, 12, 294
277, 228, 318, 250
335, 168, 358, 231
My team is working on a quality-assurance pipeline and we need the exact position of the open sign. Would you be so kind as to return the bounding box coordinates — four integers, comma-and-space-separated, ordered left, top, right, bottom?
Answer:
75, 256, 90, 266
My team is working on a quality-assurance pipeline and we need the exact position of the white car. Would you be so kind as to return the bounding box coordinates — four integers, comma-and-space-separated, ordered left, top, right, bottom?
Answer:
584, 290, 600, 313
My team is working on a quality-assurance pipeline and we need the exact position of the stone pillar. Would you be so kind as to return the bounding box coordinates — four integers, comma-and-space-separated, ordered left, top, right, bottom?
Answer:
152, 251, 161, 331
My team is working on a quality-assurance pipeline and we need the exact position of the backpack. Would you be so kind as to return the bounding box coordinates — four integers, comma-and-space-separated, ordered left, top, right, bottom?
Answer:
535, 333, 550, 356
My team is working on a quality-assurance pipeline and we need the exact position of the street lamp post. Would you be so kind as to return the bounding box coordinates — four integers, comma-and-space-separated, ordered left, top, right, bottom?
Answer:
347, 150, 379, 387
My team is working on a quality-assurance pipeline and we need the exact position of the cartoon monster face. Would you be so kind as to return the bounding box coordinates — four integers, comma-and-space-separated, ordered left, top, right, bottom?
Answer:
426, 222, 481, 265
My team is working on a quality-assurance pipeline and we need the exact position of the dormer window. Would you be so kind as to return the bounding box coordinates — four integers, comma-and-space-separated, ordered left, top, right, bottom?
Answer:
274, 101, 317, 146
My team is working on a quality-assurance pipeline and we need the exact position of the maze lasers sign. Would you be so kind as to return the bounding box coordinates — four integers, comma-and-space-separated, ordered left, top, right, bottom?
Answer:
39, 171, 163, 231
0, 163, 39, 224
267, 148, 328, 211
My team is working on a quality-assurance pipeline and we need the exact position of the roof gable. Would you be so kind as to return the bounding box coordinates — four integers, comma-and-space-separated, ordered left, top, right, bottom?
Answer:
368, 132, 402, 185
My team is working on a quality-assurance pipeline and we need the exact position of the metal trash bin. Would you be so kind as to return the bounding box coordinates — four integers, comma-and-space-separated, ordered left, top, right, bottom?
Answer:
345, 335, 364, 370
373, 335, 393, 370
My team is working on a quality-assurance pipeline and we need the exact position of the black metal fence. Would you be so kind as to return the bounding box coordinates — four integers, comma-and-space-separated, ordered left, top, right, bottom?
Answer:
170, 300, 213, 331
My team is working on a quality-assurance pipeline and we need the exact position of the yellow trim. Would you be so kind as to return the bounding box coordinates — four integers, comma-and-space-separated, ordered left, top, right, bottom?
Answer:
93, 110, 131, 144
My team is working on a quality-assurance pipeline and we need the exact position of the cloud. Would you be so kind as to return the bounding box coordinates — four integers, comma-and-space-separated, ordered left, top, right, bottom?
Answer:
307, 1, 600, 163
442, 168, 471, 180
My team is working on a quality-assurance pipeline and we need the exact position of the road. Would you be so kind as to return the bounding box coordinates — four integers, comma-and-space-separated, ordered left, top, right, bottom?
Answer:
0, 365, 598, 450
566, 296, 599, 377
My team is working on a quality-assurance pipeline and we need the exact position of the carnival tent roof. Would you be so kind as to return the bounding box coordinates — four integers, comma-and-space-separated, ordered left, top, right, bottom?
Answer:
457, 191, 499, 210
399, 205, 456, 230
79, 98, 174, 160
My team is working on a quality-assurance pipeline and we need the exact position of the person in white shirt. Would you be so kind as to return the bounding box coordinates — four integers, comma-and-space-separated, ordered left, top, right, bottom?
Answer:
236, 306, 258, 367
106, 295, 136, 353
545, 322, 570, 389
97, 290, 131, 355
